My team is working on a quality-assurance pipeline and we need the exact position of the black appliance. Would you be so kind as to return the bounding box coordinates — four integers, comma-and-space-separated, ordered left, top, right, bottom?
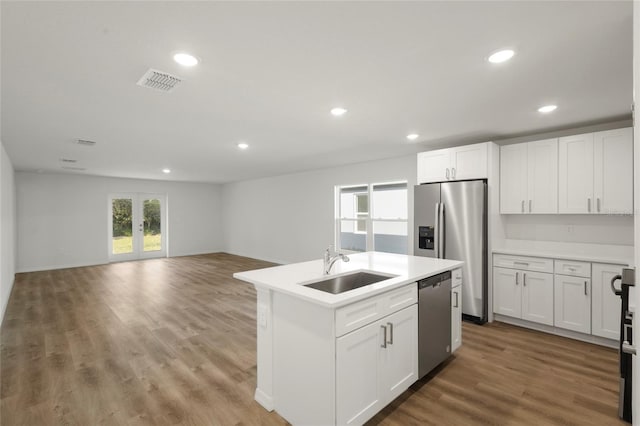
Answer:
611, 268, 635, 423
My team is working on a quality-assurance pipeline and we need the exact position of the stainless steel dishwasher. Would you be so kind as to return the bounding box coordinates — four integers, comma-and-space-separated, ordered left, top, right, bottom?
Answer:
418, 271, 452, 378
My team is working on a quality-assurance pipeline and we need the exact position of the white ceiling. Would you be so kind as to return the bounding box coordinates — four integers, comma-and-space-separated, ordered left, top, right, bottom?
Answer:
1, 1, 633, 183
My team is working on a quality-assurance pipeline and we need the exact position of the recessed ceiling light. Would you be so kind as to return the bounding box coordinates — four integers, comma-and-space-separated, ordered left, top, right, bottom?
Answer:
538, 104, 558, 113
237, 143, 249, 150
330, 107, 348, 116
406, 133, 419, 141
488, 49, 515, 64
162, 168, 171, 174
173, 53, 199, 67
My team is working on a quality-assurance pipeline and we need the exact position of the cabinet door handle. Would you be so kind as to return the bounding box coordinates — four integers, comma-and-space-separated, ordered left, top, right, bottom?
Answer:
452, 167, 456, 179
597, 198, 601, 213
584, 281, 588, 296
445, 168, 449, 179
515, 272, 519, 285
529, 200, 532, 213
380, 325, 387, 348
453, 291, 459, 307
588, 198, 591, 213
387, 322, 393, 345
521, 200, 524, 213
523, 273, 527, 287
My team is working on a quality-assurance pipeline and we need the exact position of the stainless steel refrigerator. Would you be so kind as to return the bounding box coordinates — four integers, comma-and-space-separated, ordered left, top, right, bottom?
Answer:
414, 180, 487, 323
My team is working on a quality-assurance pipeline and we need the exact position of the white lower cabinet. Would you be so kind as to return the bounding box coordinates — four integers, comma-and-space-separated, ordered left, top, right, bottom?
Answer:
493, 266, 553, 326
554, 275, 591, 334
591, 263, 623, 340
451, 270, 462, 352
493, 267, 522, 318
521, 271, 554, 326
336, 304, 418, 426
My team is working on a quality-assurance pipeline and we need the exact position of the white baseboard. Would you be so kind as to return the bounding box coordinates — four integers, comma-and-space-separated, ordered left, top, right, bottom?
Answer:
493, 314, 617, 348
254, 388, 274, 411
223, 250, 287, 266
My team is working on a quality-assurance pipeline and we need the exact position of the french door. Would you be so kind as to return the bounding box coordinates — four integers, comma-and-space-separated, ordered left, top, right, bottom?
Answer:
108, 193, 167, 262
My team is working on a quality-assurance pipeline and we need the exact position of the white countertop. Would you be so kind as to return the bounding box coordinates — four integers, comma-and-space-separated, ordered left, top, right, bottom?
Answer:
233, 251, 463, 308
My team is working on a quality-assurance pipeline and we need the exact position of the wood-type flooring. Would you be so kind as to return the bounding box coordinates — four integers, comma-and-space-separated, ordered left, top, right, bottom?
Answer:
0, 253, 626, 425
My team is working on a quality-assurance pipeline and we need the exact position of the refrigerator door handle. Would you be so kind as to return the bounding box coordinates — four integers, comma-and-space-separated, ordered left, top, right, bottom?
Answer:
439, 203, 445, 258
434, 202, 440, 258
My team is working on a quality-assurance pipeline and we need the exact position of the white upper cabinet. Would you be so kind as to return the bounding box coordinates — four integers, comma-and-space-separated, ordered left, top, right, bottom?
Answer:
558, 128, 632, 214
500, 139, 558, 214
499, 144, 527, 213
417, 148, 451, 184
527, 139, 558, 214
450, 143, 488, 181
417, 142, 488, 183
593, 128, 633, 215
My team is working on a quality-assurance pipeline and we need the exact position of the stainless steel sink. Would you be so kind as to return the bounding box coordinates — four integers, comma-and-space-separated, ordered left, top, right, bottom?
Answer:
303, 271, 396, 294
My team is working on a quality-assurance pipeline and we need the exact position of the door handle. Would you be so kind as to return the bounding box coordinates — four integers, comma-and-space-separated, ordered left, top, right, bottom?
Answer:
584, 281, 588, 296
446, 168, 450, 180
515, 272, 519, 285
387, 322, 393, 345
439, 203, 445, 258
453, 291, 459, 307
588, 198, 591, 213
380, 325, 387, 348
434, 203, 440, 258
529, 200, 532, 213
597, 198, 601, 213
611, 275, 622, 296
523, 273, 527, 287
622, 342, 636, 355
521, 200, 524, 213
452, 167, 456, 179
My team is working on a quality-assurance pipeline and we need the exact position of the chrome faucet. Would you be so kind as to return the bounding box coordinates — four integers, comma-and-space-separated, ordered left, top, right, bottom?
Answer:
324, 245, 350, 275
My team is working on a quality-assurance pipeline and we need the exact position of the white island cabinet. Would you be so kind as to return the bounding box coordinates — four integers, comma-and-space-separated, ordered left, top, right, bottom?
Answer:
234, 252, 463, 426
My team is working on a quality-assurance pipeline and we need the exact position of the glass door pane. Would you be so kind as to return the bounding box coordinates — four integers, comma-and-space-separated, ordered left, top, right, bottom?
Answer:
111, 198, 133, 255
142, 198, 162, 252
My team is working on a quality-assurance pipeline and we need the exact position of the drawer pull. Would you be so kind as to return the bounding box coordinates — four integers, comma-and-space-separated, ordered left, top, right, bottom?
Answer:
514, 261, 529, 266
381, 325, 387, 348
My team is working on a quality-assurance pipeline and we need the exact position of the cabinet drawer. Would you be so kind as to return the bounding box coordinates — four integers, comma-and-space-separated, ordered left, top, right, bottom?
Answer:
554, 260, 591, 278
452, 268, 462, 288
493, 254, 553, 273
335, 284, 417, 337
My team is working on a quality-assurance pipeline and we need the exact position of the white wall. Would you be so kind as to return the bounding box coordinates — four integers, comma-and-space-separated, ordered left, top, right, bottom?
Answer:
1, 143, 16, 324
222, 155, 417, 264
504, 214, 634, 246
16, 172, 223, 272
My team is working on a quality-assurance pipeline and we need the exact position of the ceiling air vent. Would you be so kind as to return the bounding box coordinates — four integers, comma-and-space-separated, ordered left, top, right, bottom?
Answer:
137, 68, 182, 92
76, 139, 97, 146
60, 158, 77, 163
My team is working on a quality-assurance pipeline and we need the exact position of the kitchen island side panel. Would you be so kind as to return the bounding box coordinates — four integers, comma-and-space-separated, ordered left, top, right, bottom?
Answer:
272, 292, 336, 425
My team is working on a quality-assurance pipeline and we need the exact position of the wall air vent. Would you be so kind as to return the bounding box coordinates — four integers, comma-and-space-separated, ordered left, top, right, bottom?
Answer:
136, 68, 182, 92
60, 158, 77, 163
62, 166, 87, 171
76, 139, 97, 146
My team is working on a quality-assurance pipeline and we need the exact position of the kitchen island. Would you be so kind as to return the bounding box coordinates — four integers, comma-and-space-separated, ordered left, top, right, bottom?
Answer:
234, 251, 463, 426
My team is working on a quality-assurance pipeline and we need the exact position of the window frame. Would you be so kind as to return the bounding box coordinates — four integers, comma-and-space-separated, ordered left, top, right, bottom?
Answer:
335, 180, 408, 254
